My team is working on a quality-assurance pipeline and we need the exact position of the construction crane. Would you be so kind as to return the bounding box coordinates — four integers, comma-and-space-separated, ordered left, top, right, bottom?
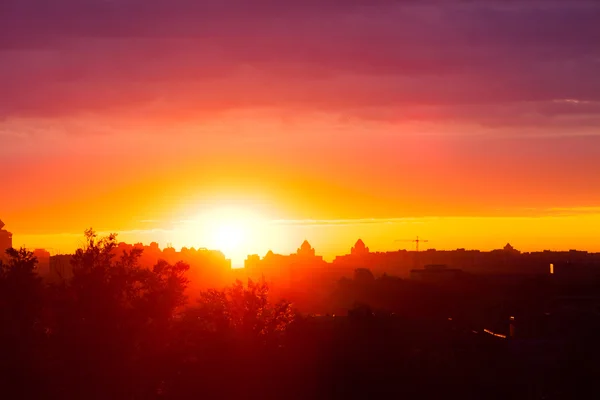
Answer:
395, 236, 429, 252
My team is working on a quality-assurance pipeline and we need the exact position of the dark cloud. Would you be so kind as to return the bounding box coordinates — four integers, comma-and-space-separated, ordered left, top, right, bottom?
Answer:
0, 0, 599, 132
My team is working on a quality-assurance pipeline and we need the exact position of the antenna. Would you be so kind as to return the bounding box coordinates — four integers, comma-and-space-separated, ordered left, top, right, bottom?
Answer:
394, 236, 430, 252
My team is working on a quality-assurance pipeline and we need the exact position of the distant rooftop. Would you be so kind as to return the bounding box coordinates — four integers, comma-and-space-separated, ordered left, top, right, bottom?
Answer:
0, 219, 5, 230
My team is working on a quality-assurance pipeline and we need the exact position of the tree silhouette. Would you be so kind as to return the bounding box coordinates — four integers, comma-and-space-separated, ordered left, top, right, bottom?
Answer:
353, 267, 375, 284
191, 279, 294, 342
4, 228, 600, 399
162, 279, 296, 398
43, 229, 191, 398
0, 247, 43, 337
0, 248, 44, 397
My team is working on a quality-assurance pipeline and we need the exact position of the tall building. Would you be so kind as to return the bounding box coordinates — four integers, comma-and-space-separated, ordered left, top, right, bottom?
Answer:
351, 239, 370, 256
0, 219, 13, 257
332, 239, 375, 274
296, 240, 317, 258
244, 240, 327, 286
33, 249, 51, 276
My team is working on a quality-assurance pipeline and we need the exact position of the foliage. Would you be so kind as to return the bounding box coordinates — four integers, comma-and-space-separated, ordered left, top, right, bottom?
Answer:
160, 279, 295, 399
0, 248, 44, 397
5, 229, 600, 399
67, 229, 189, 322
192, 279, 295, 340
353, 267, 375, 284
0, 247, 43, 333
40, 229, 192, 398
71, 228, 118, 272
2, 247, 39, 274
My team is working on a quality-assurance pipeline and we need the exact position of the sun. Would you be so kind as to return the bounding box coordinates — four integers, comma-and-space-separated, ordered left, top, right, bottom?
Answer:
214, 222, 245, 254
187, 206, 265, 267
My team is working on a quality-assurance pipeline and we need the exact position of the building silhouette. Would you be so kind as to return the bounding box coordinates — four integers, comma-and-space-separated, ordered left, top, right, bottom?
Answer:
33, 248, 51, 275
333, 240, 416, 278
0, 219, 13, 259
244, 240, 328, 287
351, 239, 369, 256
48, 242, 233, 291
410, 264, 464, 283
297, 240, 317, 258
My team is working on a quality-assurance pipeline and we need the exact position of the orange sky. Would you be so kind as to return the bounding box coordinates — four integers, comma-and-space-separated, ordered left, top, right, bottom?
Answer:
2, 1, 600, 266
3, 116, 600, 266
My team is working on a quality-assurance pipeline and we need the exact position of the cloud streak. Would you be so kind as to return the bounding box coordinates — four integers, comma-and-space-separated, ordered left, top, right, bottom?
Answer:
267, 217, 425, 227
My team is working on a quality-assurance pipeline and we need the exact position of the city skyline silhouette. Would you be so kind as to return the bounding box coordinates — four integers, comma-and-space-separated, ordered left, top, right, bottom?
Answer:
2, 0, 600, 398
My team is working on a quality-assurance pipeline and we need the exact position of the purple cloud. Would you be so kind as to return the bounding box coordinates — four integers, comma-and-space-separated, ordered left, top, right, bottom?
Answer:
0, 0, 599, 133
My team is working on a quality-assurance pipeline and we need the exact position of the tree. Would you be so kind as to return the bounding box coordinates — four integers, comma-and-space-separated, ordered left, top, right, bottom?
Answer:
353, 268, 375, 284
0, 247, 43, 337
2, 247, 39, 274
164, 279, 295, 398
71, 228, 118, 272
136, 259, 190, 324
47, 229, 191, 398
0, 248, 45, 397
193, 279, 295, 341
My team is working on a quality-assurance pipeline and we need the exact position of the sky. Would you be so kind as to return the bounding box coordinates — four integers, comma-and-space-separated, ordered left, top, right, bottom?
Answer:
1, 0, 600, 265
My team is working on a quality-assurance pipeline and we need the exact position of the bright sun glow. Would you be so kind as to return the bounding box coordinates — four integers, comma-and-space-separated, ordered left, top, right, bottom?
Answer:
182, 206, 267, 268
215, 223, 245, 252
